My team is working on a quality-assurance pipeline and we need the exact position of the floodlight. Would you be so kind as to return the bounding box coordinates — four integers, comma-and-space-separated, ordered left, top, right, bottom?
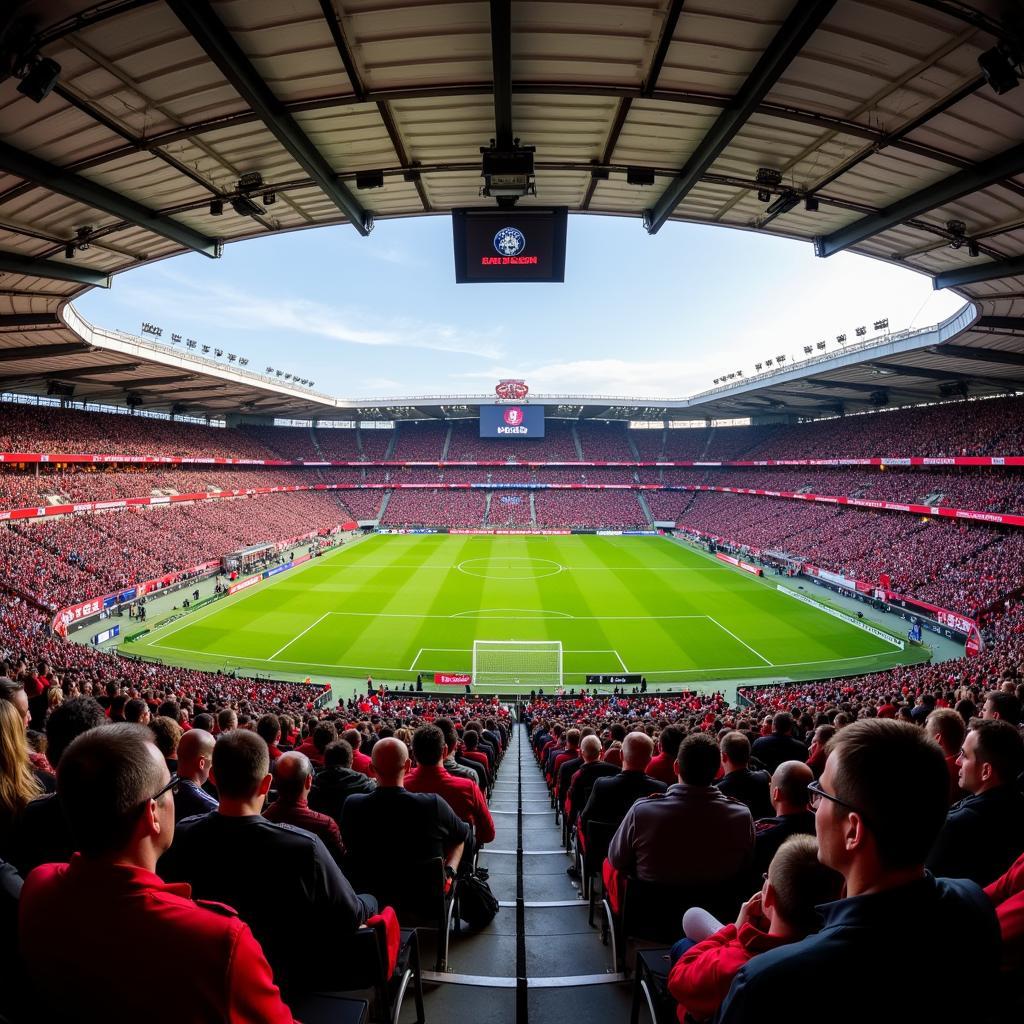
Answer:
626, 167, 656, 186
803, 345, 813, 354
978, 46, 1020, 95
355, 170, 385, 190
873, 319, 888, 331
214, 348, 223, 358
836, 334, 847, 343
856, 326, 867, 337
805, 196, 819, 212
209, 199, 223, 216
17, 58, 61, 102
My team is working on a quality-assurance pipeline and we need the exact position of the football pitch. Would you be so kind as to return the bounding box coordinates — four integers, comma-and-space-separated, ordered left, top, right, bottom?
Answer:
124, 534, 926, 690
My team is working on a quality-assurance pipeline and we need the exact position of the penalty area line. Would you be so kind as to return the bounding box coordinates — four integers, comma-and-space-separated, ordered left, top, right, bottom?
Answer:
267, 612, 331, 662
705, 616, 773, 666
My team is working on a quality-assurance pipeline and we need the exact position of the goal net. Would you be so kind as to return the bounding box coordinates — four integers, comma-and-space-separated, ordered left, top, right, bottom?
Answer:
472, 640, 563, 689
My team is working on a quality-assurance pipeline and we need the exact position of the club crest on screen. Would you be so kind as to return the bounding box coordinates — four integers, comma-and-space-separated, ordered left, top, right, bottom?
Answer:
503, 407, 524, 426
493, 226, 526, 257
495, 379, 529, 400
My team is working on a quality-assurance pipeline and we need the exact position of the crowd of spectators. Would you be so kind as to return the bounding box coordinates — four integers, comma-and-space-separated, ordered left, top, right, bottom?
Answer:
381, 489, 487, 528
534, 490, 646, 529
488, 491, 533, 526
0, 491, 349, 610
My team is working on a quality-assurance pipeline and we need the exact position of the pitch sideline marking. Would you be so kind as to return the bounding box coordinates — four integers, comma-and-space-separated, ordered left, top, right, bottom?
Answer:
408, 648, 425, 671
140, 644, 900, 677
705, 615, 774, 666
267, 612, 331, 661
613, 649, 629, 672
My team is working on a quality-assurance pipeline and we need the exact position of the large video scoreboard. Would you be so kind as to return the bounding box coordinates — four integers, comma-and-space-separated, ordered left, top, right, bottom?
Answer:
452, 207, 567, 283
479, 404, 545, 438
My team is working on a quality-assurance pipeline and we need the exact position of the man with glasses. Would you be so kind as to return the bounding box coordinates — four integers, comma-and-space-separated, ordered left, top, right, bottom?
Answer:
718, 719, 1000, 1023
19, 723, 295, 1022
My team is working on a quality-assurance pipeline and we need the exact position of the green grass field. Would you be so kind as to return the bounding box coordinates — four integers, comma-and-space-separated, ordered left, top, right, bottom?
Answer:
121, 534, 927, 690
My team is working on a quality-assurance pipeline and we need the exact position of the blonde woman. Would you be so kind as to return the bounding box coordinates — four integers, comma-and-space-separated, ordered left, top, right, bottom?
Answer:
0, 699, 43, 858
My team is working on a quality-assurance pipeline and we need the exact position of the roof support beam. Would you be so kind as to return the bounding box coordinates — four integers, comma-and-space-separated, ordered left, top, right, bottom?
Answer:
166, 0, 372, 235
0, 343, 91, 363
45, 363, 141, 381
643, 0, 837, 234
933, 256, 1024, 290
0, 313, 61, 327
489, 0, 513, 148
976, 316, 1024, 331
932, 344, 1024, 367
815, 142, 1024, 257
581, 97, 632, 210
0, 249, 111, 287
0, 142, 220, 258
641, 0, 686, 97
317, 1, 428, 212
870, 361, 1022, 390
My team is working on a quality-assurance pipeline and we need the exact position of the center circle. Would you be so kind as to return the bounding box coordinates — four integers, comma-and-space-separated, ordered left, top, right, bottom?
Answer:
457, 557, 564, 580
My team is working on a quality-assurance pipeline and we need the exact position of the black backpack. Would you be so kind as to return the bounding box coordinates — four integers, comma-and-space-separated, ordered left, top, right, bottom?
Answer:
458, 872, 500, 930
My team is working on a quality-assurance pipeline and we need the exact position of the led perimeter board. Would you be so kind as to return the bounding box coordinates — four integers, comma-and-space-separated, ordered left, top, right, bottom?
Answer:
452, 207, 567, 283
480, 404, 546, 438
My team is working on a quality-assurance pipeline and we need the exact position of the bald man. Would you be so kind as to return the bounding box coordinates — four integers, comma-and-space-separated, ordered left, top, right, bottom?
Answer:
263, 751, 345, 866
752, 760, 816, 880
579, 731, 667, 837
173, 728, 218, 821
341, 737, 470, 889
565, 734, 620, 829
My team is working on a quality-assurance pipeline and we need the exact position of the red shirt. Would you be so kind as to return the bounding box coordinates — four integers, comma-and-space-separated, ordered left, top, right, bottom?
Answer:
20, 856, 294, 1023
462, 749, 489, 775
646, 752, 678, 786
405, 764, 496, 844
351, 748, 376, 778
263, 797, 346, 861
668, 922, 791, 1022
984, 850, 1024, 967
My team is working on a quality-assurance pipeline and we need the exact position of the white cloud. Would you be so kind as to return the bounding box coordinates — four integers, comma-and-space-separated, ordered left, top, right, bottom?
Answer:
117, 274, 501, 360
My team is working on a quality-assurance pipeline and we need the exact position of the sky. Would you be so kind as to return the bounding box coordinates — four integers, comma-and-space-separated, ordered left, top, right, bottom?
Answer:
76, 214, 966, 402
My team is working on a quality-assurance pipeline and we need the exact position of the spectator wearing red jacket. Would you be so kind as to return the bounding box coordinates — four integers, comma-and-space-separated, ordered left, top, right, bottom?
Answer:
406, 725, 495, 845
646, 725, 684, 786
668, 835, 841, 1022
984, 850, 1024, 970
19, 723, 295, 1023
342, 727, 376, 778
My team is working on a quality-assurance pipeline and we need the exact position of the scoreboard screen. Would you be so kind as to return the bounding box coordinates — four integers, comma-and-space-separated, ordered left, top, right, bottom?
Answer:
480, 404, 545, 438
452, 207, 567, 283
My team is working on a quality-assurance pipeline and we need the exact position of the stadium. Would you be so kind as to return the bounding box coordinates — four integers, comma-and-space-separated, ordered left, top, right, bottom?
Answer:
0, 1, 1023, 1022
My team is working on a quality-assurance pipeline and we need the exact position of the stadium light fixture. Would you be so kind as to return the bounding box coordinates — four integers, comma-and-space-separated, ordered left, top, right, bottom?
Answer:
230, 194, 264, 217
263, 190, 276, 205
777, 354, 786, 363
968, 240, 980, 258
214, 348, 223, 358
765, 359, 774, 367
186, 340, 197, 349
276, 370, 284, 377
227, 353, 237, 362
17, 57, 61, 103
836, 333, 847, 344
755, 362, 763, 371
239, 358, 248, 366
803, 345, 813, 354
978, 45, 1021, 95
141, 323, 163, 337
63, 242, 75, 259
201, 345, 210, 354
855, 326, 867, 337
171, 334, 182, 344
356, 170, 385, 190
266, 366, 273, 373
873, 319, 888, 331
816, 341, 826, 350
209, 199, 223, 216
946, 220, 967, 249
480, 141, 536, 200
805, 196, 819, 212
626, 166, 656, 187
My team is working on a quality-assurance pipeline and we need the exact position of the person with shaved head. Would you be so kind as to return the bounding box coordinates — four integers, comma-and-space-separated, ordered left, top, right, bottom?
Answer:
160, 729, 374, 994
579, 730, 667, 838
751, 760, 816, 881
341, 737, 470, 891
263, 750, 345, 865
173, 727, 217, 821
565, 733, 620, 830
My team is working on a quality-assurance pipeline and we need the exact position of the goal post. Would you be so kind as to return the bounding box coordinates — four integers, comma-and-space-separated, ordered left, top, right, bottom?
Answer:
472, 640, 563, 689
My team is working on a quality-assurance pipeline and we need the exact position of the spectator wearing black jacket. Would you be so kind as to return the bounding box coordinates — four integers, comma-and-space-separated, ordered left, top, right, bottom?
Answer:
716, 731, 772, 820
160, 729, 374, 995
927, 719, 1024, 885
579, 731, 666, 836
308, 739, 375, 829
752, 760, 816, 880
751, 714, 808, 774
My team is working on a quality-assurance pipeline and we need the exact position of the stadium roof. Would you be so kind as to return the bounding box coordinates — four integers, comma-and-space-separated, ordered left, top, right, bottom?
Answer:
0, 0, 1022, 421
